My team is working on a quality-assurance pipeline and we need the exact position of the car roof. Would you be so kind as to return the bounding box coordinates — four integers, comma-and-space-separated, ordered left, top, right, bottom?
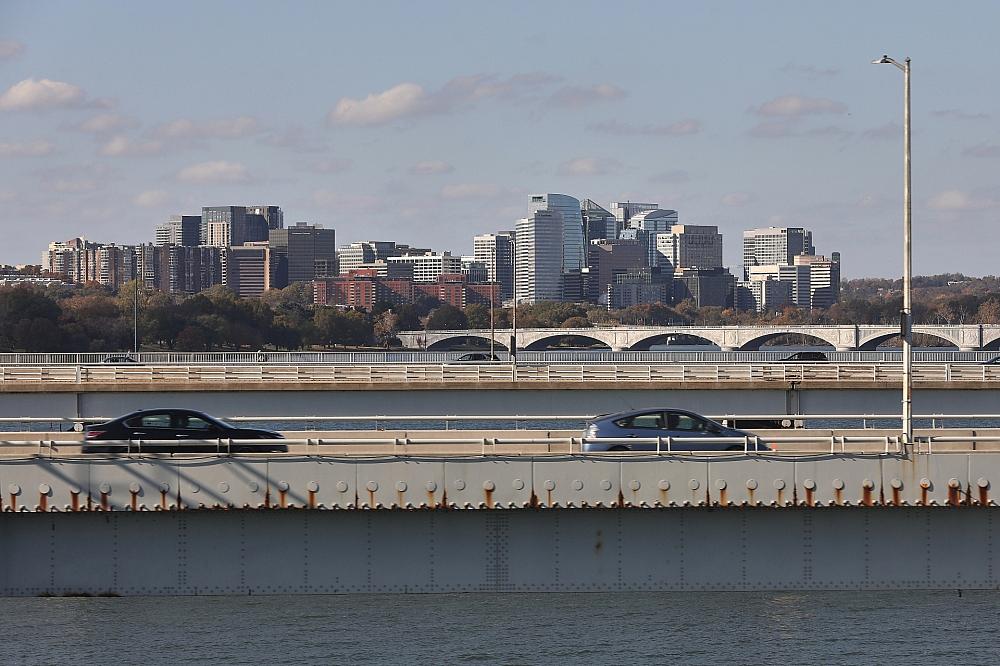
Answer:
593, 408, 704, 422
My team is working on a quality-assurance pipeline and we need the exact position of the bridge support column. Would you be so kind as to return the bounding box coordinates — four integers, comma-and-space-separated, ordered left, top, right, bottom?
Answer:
835, 347, 854, 352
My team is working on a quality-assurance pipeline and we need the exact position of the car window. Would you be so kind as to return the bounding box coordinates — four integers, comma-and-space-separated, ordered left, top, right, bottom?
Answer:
124, 413, 172, 429
668, 413, 707, 432
613, 412, 663, 429
180, 415, 215, 430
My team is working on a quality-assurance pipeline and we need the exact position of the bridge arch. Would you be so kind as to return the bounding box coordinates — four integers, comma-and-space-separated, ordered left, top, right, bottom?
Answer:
857, 331, 959, 351
628, 332, 721, 351
738, 329, 841, 351
426, 335, 509, 351
523, 334, 612, 351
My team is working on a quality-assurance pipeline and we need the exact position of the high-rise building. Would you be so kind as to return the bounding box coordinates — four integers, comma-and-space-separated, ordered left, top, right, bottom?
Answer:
460, 257, 489, 284
528, 193, 584, 273
586, 239, 648, 304
202, 206, 270, 247
140, 244, 223, 294
337, 241, 401, 274
268, 222, 337, 287
473, 232, 514, 300
748, 264, 812, 308
742, 227, 814, 279
607, 268, 673, 310
155, 215, 201, 246
655, 225, 723, 271
515, 209, 563, 304
581, 200, 618, 245
222, 242, 273, 298
673, 267, 736, 308
626, 209, 679, 267
42, 238, 102, 283
794, 253, 841, 309
736, 278, 793, 313
385, 252, 462, 282
609, 201, 660, 226
97, 244, 137, 289
246, 205, 284, 231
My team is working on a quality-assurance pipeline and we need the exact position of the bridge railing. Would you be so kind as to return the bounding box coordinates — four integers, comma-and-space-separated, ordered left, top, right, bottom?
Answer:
1, 362, 999, 385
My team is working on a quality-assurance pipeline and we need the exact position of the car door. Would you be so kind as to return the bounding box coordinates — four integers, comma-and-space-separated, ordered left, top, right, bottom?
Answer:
123, 412, 178, 452
173, 412, 224, 453
664, 411, 719, 450
617, 411, 666, 449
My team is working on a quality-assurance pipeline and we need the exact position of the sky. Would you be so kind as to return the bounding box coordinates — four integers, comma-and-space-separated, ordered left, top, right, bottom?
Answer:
0, 0, 998, 277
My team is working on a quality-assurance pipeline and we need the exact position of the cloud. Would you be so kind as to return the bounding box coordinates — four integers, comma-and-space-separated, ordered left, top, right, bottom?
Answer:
0, 78, 100, 111
587, 118, 702, 136
440, 183, 501, 199
52, 178, 101, 193
560, 157, 621, 176
153, 116, 261, 140
963, 144, 1000, 159
133, 190, 169, 207
0, 139, 55, 157
329, 73, 617, 126
927, 189, 998, 211
309, 158, 353, 173
35, 164, 112, 194
861, 122, 900, 140
410, 160, 454, 175
175, 160, 250, 184
548, 83, 625, 108
749, 119, 852, 139
932, 109, 990, 121
100, 134, 163, 157
329, 82, 428, 126
0, 40, 24, 60
751, 95, 847, 117
258, 125, 330, 153
649, 169, 691, 184
721, 192, 756, 207
72, 113, 138, 134
780, 63, 839, 79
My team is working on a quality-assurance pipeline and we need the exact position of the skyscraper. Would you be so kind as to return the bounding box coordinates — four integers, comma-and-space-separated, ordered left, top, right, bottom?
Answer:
528, 194, 584, 273
473, 232, 514, 300
580, 200, 618, 245
626, 209, 678, 267
246, 205, 284, 231
155, 215, 201, 246
655, 224, 723, 271
742, 227, 814, 279
202, 206, 270, 247
268, 222, 336, 287
515, 209, 563, 304
609, 201, 660, 226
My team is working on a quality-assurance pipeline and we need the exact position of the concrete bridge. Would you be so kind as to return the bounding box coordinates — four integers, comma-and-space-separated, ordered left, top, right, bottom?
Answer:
398, 324, 1000, 351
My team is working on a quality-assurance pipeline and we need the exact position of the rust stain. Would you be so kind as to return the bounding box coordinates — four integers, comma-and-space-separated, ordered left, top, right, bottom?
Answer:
920, 487, 928, 506
308, 490, 317, 509
396, 490, 404, 509
948, 485, 960, 507
546, 489, 552, 507
747, 488, 755, 506
100, 492, 109, 512
834, 488, 843, 506
862, 486, 873, 507
979, 486, 989, 507
892, 487, 901, 506
39, 493, 47, 512
719, 488, 728, 507
426, 490, 436, 508
70, 491, 80, 512
594, 529, 603, 553
279, 489, 287, 509
804, 487, 814, 507
484, 488, 494, 509
264, 490, 271, 508
367, 489, 375, 509
129, 491, 137, 512
160, 490, 167, 511
530, 491, 539, 509
659, 488, 668, 507
8, 494, 15, 511
778, 488, 785, 506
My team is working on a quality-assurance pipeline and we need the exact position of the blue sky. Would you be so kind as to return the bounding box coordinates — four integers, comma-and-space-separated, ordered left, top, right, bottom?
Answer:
1, 0, 998, 277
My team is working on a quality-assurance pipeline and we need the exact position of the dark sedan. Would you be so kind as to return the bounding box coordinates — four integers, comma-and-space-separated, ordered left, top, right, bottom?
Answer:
83, 409, 287, 453
582, 408, 767, 452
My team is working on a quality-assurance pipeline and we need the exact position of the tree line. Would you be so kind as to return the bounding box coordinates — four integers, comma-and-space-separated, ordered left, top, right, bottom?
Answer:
1, 274, 999, 352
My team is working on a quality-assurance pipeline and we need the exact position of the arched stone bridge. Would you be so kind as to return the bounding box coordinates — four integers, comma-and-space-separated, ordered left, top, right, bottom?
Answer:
397, 324, 1000, 352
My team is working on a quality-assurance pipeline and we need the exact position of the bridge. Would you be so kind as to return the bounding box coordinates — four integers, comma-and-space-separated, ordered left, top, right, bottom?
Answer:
398, 324, 1000, 351
2, 432, 1000, 595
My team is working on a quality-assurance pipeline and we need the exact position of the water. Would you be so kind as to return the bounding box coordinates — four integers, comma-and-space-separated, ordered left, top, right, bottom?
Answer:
1, 591, 996, 664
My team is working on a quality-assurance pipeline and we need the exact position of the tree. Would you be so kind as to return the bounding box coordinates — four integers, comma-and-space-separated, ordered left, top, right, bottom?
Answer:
463, 303, 490, 329
373, 310, 399, 348
426, 304, 467, 330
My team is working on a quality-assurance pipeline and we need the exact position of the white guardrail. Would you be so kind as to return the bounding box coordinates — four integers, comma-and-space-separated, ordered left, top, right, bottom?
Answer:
1, 363, 1000, 384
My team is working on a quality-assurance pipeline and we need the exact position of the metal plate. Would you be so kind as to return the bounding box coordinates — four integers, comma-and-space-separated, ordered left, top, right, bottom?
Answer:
443, 459, 533, 508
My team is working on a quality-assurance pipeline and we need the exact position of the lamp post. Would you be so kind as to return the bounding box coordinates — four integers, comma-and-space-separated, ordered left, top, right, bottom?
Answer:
872, 54, 912, 442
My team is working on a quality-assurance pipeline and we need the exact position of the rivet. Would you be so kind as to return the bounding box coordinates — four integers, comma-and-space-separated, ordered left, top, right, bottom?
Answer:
366, 481, 378, 492
454, 479, 466, 491
69, 486, 80, 495
773, 479, 785, 490
715, 479, 727, 490
948, 478, 960, 489
862, 479, 874, 490
832, 479, 844, 490
307, 481, 319, 493
746, 479, 758, 491
335, 481, 348, 493
978, 478, 990, 489
658, 480, 670, 491
218, 482, 230, 493
624, 479, 638, 491
803, 479, 816, 491
688, 479, 700, 490
38, 483, 51, 495
248, 482, 259, 493
543, 480, 556, 491
600, 479, 612, 491
190, 484, 200, 494
277, 481, 290, 492
99, 482, 111, 494
482, 480, 495, 492
396, 482, 407, 492
512, 479, 525, 491
919, 478, 931, 489
159, 482, 170, 493
890, 478, 903, 489
425, 481, 437, 492
128, 482, 141, 493
571, 480, 583, 491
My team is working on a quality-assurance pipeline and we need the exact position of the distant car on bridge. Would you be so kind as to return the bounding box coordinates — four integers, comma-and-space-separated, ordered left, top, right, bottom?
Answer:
83, 408, 286, 454
778, 351, 829, 362
449, 352, 502, 363
582, 408, 765, 452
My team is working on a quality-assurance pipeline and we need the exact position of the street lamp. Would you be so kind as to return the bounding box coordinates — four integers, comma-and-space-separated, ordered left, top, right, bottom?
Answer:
872, 54, 912, 442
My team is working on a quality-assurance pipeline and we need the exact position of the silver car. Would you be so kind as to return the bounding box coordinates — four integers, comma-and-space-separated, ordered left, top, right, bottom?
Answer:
582, 408, 765, 452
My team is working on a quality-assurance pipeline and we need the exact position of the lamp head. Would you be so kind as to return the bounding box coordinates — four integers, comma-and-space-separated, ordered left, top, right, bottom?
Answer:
872, 54, 893, 64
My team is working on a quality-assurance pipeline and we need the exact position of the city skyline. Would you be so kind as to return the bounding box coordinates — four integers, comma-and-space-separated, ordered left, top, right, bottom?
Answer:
2, 1, 999, 276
